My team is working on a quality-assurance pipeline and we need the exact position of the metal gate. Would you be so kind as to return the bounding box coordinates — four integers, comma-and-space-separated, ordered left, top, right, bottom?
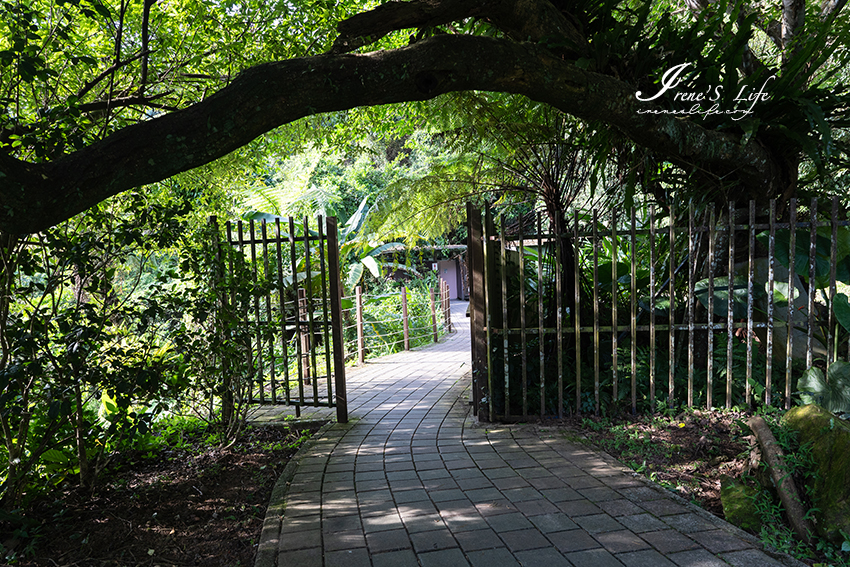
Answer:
211, 215, 347, 423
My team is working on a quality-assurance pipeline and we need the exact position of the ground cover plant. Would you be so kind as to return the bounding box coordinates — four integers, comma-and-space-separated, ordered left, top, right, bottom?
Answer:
1, 415, 321, 565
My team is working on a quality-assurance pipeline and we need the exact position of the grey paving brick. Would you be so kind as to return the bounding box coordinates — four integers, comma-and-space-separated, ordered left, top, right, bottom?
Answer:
515, 498, 560, 516
598, 499, 645, 517
499, 527, 553, 551
323, 514, 361, 533
557, 499, 603, 517
529, 512, 579, 533
667, 548, 732, 567
491, 475, 531, 490
325, 547, 372, 567
465, 487, 505, 503
502, 486, 543, 502
403, 512, 445, 533
277, 547, 323, 567
617, 549, 678, 567
366, 527, 412, 553
282, 513, 321, 533
324, 529, 366, 552
515, 547, 573, 567
458, 476, 496, 490
485, 511, 534, 533
662, 513, 723, 534
394, 488, 431, 503
467, 547, 522, 567
410, 527, 460, 552
617, 513, 669, 534
455, 527, 505, 551
278, 528, 321, 551
640, 530, 701, 554
362, 511, 404, 533
595, 529, 652, 553
371, 548, 420, 567
579, 486, 622, 502
718, 549, 787, 566
541, 487, 583, 502
619, 486, 665, 502
639, 499, 690, 516
547, 529, 603, 552
689, 529, 753, 553
565, 547, 625, 567
574, 513, 625, 534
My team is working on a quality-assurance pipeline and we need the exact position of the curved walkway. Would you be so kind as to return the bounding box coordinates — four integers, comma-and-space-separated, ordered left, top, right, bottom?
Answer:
255, 301, 803, 567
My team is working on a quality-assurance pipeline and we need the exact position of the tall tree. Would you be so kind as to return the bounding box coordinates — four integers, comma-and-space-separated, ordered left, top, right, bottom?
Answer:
1, 0, 849, 235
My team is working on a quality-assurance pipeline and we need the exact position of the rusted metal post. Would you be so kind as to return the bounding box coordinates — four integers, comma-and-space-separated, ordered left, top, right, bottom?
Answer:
402, 286, 410, 350
356, 285, 365, 364
429, 286, 438, 343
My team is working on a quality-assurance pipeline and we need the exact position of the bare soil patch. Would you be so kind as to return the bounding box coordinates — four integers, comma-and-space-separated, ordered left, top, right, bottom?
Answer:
7, 422, 323, 566
559, 409, 752, 516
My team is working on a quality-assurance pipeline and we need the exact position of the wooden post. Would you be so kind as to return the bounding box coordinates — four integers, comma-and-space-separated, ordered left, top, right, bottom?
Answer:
402, 286, 410, 350
326, 216, 348, 423
430, 286, 438, 343
356, 285, 365, 364
467, 204, 486, 418
444, 280, 452, 333
298, 287, 311, 386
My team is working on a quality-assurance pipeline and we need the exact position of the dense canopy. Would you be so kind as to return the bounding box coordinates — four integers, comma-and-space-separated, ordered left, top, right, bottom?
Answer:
1, 0, 849, 234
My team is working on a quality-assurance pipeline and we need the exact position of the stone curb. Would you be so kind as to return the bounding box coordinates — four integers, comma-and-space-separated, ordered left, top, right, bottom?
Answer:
254, 419, 337, 567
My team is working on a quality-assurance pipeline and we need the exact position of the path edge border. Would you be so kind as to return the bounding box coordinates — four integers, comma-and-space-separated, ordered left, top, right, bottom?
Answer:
254, 419, 336, 567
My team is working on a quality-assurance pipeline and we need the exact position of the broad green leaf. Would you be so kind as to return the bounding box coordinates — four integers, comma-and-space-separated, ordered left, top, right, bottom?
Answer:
361, 256, 380, 278
345, 262, 364, 290
694, 276, 758, 318
835, 293, 850, 333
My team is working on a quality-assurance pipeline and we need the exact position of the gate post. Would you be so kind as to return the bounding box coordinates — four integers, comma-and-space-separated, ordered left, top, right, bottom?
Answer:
467, 203, 487, 419
356, 286, 365, 364
402, 286, 410, 350
326, 217, 348, 423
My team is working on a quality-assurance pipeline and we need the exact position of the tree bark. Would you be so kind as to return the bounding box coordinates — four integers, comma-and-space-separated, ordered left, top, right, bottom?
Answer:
747, 416, 814, 544
0, 33, 783, 235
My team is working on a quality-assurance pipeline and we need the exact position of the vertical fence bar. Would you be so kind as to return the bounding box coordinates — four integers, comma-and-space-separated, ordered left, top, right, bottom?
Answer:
570, 211, 578, 417
611, 210, 619, 407
288, 217, 305, 405
326, 216, 348, 423
829, 197, 839, 367
224, 221, 236, 419
318, 217, 333, 405
786, 199, 797, 408
484, 206, 495, 420
766, 200, 776, 406
593, 209, 600, 415
356, 286, 365, 363
746, 202, 755, 406
249, 221, 263, 403
303, 218, 319, 405
630, 207, 637, 414
726, 203, 735, 409
649, 206, 656, 410
688, 204, 695, 407
519, 214, 528, 418
707, 205, 715, 409
275, 219, 291, 407
668, 204, 676, 404
262, 221, 276, 403
538, 212, 545, 417
298, 288, 311, 390
807, 198, 817, 371
402, 286, 411, 351
430, 286, 439, 343
500, 216, 510, 419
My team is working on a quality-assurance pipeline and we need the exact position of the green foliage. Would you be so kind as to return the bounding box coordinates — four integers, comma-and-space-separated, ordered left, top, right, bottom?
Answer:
797, 363, 850, 415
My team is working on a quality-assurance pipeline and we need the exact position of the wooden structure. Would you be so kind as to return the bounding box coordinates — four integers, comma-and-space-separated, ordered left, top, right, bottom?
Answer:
467, 199, 850, 421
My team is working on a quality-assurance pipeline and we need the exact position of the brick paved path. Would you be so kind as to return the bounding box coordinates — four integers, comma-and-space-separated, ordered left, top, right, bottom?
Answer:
255, 301, 803, 567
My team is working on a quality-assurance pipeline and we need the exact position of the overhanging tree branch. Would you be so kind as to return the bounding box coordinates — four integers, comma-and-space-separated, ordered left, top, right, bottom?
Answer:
0, 34, 778, 235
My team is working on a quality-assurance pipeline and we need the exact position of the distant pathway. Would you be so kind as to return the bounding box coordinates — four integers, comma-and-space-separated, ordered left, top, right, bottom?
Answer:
255, 301, 802, 567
